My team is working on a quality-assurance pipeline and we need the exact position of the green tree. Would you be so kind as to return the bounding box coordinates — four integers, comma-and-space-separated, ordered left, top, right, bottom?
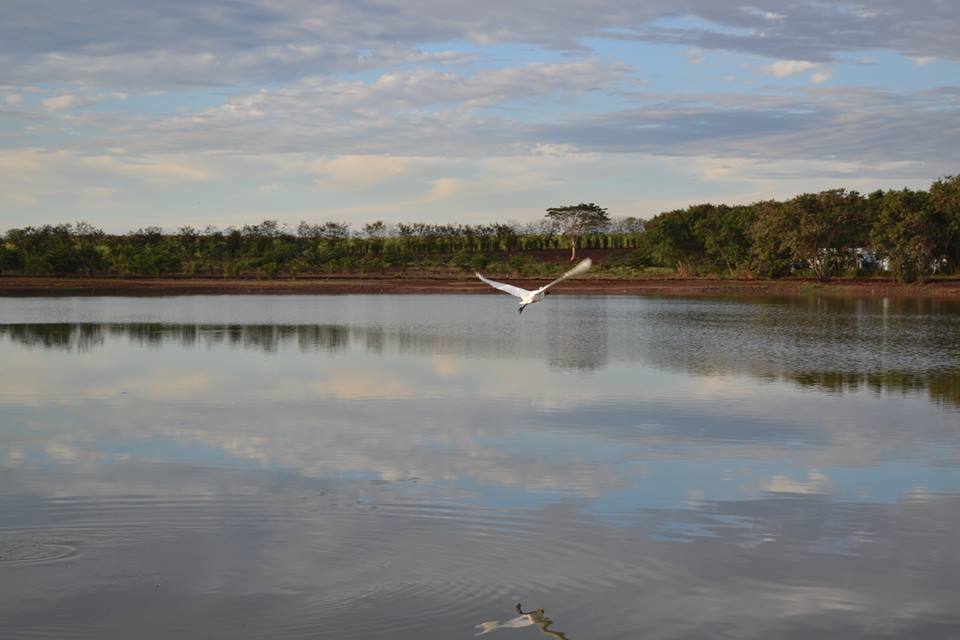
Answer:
870, 188, 948, 283
643, 207, 704, 276
46, 245, 81, 275
130, 244, 181, 277
776, 190, 866, 280
298, 221, 350, 242
0, 246, 25, 275
362, 221, 388, 254
692, 204, 755, 276
930, 175, 960, 271
749, 200, 795, 278
74, 244, 106, 275
545, 202, 610, 261
362, 221, 388, 238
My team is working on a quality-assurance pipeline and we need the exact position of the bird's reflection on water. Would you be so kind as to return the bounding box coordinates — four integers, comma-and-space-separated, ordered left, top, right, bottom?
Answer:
476, 603, 570, 638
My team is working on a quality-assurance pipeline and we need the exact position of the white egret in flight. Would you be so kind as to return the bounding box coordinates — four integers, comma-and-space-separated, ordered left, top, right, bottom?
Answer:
476, 258, 591, 314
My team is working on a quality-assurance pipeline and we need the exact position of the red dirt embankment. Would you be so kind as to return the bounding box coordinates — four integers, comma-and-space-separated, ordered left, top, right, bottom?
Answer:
2, 275, 960, 298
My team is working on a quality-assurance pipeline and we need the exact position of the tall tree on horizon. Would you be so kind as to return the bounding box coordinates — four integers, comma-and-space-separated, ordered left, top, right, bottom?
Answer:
545, 202, 610, 261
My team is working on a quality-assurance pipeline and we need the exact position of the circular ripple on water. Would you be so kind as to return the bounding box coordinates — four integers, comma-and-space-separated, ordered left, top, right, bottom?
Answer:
0, 536, 79, 566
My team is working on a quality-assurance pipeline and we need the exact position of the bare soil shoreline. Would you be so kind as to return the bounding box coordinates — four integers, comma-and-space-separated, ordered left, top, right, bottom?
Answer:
3, 275, 960, 298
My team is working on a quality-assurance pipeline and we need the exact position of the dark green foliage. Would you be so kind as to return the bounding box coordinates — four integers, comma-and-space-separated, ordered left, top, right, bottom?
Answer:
643, 206, 706, 276
694, 205, 755, 275
930, 175, 960, 271
469, 253, 490, 272
742, 190, 868, 280
129, 244, 181, 277
749, 201, 797, 278
870, 189, 948, 283
451, 250, 473, 271
775, 189, 867, 280
0, 245, 25, 275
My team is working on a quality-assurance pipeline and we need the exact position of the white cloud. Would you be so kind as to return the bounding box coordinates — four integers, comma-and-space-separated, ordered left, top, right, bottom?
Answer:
313, 155, 436, 188
810, 69, 833, 83
0, 149, 213, 209
756, 59, 835, 83
681, 48, 705, 64
5, 93, 23, 106
908, 55, 936, 66
79, 154, 211, 183
742, 6, 786, 21
41, 94, 79, 110
760, 59, 818, 77
425, 177, 467, 201
39, 91, 126, 111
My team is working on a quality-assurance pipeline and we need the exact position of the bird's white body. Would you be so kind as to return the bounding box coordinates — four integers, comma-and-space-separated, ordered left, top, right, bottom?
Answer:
476, 258, 591, 313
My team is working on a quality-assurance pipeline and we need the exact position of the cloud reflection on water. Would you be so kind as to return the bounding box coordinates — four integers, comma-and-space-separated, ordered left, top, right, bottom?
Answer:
1, 295, 960, 638
1, 296, 958, 507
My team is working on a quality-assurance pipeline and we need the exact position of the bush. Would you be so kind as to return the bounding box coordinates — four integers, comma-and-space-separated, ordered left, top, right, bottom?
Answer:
261, 261, 280, 279
451, 250, 473, 271
469, 253, 490, 272
0, 246, 25, 275
46, 246, 81, 275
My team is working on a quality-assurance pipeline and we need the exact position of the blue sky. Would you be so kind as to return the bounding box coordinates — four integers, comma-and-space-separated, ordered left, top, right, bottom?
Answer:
1, 0, 958, 233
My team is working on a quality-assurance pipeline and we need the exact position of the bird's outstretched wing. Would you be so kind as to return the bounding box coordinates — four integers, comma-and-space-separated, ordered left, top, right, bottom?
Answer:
542, 257, 592, 292
475, 273, 531, 299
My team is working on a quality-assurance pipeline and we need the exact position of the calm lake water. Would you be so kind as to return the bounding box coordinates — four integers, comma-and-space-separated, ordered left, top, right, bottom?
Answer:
1, 294, 959, 639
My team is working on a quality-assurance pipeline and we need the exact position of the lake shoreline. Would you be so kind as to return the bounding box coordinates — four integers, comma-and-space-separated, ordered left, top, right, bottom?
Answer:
3, 275, 960, 298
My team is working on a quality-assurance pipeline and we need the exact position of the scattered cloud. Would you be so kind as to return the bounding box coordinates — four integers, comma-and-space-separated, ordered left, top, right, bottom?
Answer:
313, 155, 434, 188
1, 1, 957, 88
681, 48, 706, 64
761, 59, 818, 77
1, 1, 959, 229
78, 154, 211, 183
39, 91, 126, 111
426, 177, 468, 201
41, 94, 80, 110
742, 6, 786, 21
811, 69, 833, 83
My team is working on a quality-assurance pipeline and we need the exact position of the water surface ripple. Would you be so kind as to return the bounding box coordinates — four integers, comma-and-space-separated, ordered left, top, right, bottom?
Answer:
1, 294, 959, 639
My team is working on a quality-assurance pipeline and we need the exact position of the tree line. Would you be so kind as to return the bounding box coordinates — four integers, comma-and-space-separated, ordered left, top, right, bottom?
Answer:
0, 213, 644, 280
639, 176, 959, 282
1, 175, 957, 282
